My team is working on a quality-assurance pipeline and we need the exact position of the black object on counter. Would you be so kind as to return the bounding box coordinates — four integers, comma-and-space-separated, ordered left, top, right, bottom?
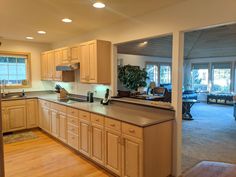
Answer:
55, 84, 62, 93
101, 89, 110, 105
87, 91, 94, 103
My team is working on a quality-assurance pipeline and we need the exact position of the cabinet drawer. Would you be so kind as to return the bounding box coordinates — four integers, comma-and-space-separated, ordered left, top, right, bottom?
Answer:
67, 124, 79, 135
68, 132, 79, 150
67, 107, 79, 117
105, 118, 121, 132
51, 103, 66, 113
122, 123, 143, 139
91, 114, 104, 125
67, 116, 79, 126
2, 100, 26, 107
39, 100, 50, 108
79, 110, 90, 121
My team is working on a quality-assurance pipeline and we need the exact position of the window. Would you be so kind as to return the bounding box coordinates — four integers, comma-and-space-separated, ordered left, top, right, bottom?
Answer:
191, 63, 209, 92
212, 63, 231, 93
0, 51, 31, 88
146, 62, 171, 87
160, 64, 171, 84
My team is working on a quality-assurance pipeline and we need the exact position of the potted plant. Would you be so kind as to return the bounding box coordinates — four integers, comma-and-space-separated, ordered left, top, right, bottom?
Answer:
118, 65, 149, 94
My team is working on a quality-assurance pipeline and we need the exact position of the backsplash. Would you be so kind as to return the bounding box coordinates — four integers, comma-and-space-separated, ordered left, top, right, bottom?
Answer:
49, 71, 111, 98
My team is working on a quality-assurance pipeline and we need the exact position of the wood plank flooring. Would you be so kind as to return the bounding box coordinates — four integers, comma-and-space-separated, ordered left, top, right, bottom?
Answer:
182, 161, 236, 177
4, 130, 112, 177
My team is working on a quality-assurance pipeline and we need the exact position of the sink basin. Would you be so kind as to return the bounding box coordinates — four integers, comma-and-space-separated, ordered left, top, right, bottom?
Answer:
2, 95, 25, 99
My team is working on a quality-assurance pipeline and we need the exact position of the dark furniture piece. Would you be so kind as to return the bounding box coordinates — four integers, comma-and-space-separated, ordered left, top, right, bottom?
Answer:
182, 90, 198, 100
207, 93, 234, 105
182, 99, 199, 120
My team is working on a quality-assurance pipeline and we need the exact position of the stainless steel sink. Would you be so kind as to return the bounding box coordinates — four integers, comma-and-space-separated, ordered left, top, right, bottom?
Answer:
2, 94, 25, 99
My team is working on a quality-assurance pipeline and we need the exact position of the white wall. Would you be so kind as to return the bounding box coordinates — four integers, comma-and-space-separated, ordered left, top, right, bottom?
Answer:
0, 39, 52, 92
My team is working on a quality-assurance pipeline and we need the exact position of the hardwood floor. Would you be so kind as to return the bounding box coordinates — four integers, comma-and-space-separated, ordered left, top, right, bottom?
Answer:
182, 161, 236, 177
4, 130, 112, 177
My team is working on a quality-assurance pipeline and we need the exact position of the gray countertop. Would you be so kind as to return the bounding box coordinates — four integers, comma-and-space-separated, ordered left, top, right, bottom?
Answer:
2, 91, 175, 127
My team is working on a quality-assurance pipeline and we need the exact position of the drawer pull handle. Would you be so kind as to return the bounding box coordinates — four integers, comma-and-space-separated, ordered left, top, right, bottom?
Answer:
110, 124, 115, 127
95, 119, 99, 122
129, 129, 135, 133
83, 115, 87, 117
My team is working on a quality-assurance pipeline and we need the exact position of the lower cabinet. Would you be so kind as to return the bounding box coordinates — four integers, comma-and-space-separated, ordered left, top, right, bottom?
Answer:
2, 100, 27, 132
90, 123, 104, 165
122, 136, 143, 177
41, 106, 51, 133
58, 113, 67, 143
51, 109, 59, 138
105, 129, 122, 176
79, 119, 90, 157
26, 99, 38, 128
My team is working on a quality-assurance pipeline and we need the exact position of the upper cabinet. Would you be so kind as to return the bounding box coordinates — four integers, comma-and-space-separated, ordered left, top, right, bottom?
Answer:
79, 40, 111, 84
41, 39, 111, 84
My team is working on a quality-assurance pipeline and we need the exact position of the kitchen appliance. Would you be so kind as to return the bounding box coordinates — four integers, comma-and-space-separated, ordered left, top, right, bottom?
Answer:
87, 91, 94, 103
56, 63, 79, 71
101, 89, 110, 105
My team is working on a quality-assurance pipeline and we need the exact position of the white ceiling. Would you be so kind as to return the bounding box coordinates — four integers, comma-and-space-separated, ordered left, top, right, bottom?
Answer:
0, 0, 183, 43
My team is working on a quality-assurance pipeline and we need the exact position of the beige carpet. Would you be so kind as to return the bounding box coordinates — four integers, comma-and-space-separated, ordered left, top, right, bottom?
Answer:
182, 102, 236, 172
3, 131, 38, 144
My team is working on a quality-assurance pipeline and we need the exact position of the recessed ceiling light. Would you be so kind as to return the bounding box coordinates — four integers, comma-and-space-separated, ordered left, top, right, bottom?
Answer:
143, 41, 148, 44
93, 2, 106, 8
37, 31, 46, 34
26, 36, 34, 40
62, 18, 72, 23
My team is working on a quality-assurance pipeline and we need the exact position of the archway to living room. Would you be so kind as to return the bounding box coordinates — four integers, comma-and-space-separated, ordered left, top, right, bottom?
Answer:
182, 23, 236, 172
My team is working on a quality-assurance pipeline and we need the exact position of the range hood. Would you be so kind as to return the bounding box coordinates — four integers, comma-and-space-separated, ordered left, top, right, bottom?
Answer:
56, 63, 79, 71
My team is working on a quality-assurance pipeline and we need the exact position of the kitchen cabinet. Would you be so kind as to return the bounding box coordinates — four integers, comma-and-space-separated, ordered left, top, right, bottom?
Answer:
2, 100, 26, 132
90, 114, 105, 165
122, 136, 143, 177
54, 49, 63, 81
26, 99, 38, 128
47, 51, 54, 80
62, 47, 71, 64
39, 100, 51, 133
1, 108, 7, 133
70, 46, 80, 63
41, 53, 48, 80
79, 118, 90, 157
50, 103, 67, 143
67, 107, 79, 150
79, 40, 111, 84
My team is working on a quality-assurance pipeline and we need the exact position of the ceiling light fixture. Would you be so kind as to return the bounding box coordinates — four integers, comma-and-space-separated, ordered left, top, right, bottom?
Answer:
62, 18, 72, 23
93, 2, 106, 8
26, 36, 34, 40
37, 31, 46, 34
143, 41, 148, 44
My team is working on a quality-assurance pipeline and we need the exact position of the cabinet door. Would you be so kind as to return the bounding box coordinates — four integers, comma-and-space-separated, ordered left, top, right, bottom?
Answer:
91, 124, 104, 165
58, 113, 67, 143
62, 48, 70, 64
26, 99, 38, 128
47, 51, 54, 80
51, 110, 59, 138
54, 50, 62, 81
80, 44, 90, 83
7, 106, 26, 131
41, 53, 48, 80
79, 120, 90, 157
122, 136, 143, 177
70, 46, 79, 63
1, 108, 7, 133
105, 129, 121, 176
42, 107, 51, 133
88, 42, 97, 83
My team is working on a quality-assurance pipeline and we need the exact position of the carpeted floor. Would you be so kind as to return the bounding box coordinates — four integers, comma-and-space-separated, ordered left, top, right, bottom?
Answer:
182, 102, 236, 172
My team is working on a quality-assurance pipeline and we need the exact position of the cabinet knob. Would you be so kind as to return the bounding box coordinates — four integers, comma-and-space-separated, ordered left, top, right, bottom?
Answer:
95, 119, 99, 122
129, 129, 135, 133
110, 124, 115, 127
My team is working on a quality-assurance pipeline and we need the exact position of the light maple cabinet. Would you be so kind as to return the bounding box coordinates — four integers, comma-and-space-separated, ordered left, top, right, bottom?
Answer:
41, 51, 54, 81
54, 49, 63, 81
105, 118, 122, 176
62, 47, 71, 64
38, 100, 51, 133
79, 40, 111, 84
50, 103, 67, 143
1, 108, 7, 133
90, 114, 105, 165
79, 118, 90, 157
2, 100, 27, 132
26, 99, 38, 128
70, 46, 80, 63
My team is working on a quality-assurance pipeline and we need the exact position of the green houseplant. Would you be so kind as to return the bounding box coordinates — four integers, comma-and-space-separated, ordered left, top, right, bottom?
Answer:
118, 65, 149, 91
